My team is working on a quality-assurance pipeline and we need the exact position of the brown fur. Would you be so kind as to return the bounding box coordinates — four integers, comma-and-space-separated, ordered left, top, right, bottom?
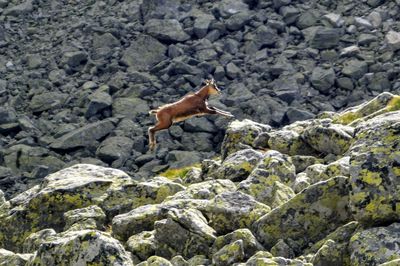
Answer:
148, 79, 233, 151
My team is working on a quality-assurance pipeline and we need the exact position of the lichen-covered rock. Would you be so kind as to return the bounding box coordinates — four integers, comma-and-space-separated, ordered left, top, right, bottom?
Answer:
0, 249, 33, 266
253, 176, 351, 254
267, 130, 316, 156
304, 156, 350, 184
212, 229, 264, 260
187, 255, 210, 265
349, 111, 400, 225
170, 255, 188, 266
126, 231, 157, 261
139, 256, 173, 266
112, 199, 209, 241
291, 155, 322, 173
221, 119, 271, 159
245, 251, 312, 266
238, 150, 296, 206
312, 239, 349, 266
103, 176, 185, 217
212, 240, 245, 266
182, 167, 202, 184
169, 179, 237, 200
203, 191, 270, 234
302, 121, 354, 155
349, 223, 400, 266
379, 259, 400, 266
27, 230, 133, 265
154, 208, 216, 259
270, 239, 295, 259
292, 173, 311, 193
63, 205, 106, 231
213, 149, 264, 181
23, 229, 57, 253
0, 190, 5, 206
334, 92, 400, 126
0, 164, 131, 251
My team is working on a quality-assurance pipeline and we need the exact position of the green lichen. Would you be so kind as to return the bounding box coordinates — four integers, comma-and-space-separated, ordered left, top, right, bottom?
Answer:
335, 112, 362, 125
386, 95, 400, 111
160, 164, 201, 180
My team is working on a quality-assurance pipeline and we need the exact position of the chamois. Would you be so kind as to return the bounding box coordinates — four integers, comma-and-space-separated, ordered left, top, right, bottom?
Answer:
148, 79, 234, 151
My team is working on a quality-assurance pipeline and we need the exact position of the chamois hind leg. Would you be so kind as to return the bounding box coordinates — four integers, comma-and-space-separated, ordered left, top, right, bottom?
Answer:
148, 115, 172, 151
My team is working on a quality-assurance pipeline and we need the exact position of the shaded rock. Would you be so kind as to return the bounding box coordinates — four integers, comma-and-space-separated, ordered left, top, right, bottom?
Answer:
291, 155, 322, 173
96, 136, 134, 164
61, 51, 88, 70
212, 240, 245, 266
183, 117, 217, 133
285, 107, 315, 124
349, 111, 400, 225
154, 208, 216, 259
349, 223, 400, 266
302, 122, 354, 155
270, 239, 295, 259
112, 97, 150, 121
145, 19, 190, 42
63, 205, 106, 231
126, 231, 157, 261
166, 150, 203, 169
204, 191, 270, 234
310, 27, 341, 49
194, 14, 215, 38
169, 179, 237, 200
23, 229, 57, 253
245, 252, 312, 266
342, 59, 368, 80
85, 91, 112, 118
221, 119, 271, 159
310, 67, 335, 94
217, 0, 249, 18
267, 130, 316, 156
29, 92, 68, 113
0, 249, 32, 266
0, 107, 17, 124
305, 156, 350, 184
212, 229, 264, 261
253, 176, 351, 254
50, 119, 116, 150
28, 230, 133, 265
121, 34, 167, 71
226, 11, 252, 31
312, 239, 349, 266
214, 149, 264, 182
4, 0, 33, 16
93, 33, 120, 49
0, 164, 131, 251
142, 256, 173, 266
181, 167, 202, 185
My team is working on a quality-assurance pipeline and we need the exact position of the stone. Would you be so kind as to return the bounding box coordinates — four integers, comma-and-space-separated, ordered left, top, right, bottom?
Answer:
340, 45, 360, 57
23, 229, 57, 253
217, 0, 249, 18
212, 240, 245, 266
194, 14, 215, 38
214, 149, 264, 182
183, 117, 218, 133
204, 191, 270, 234
0, 249, 32, 266
85, 91, 112, 118
166, 150, 203, 169
270, 239, 295, 259
322, 13, 345, 28
145, 19, 190, 42
121, 34, 167, 71
0, 164, 131, 250
349, 111, 400, 225
226, 11, 252, 31
96, 136, 134, 163
170, 179, 237, 200
310, 27, 341, 49
126, 231, 158, 261
268, 129, 315, 156
280, 6, 300, 25
302, 122, 354, 155
272, 76, 300, 104
28, 230, 133, 265
368, 11, 382, 28
221, 119, 271, 159
112, 97, 150, 121
358, 33, 378, 46
26, 54, 42, 69
342, 59, 368, 79
50, 119, 116, 150
4, 0, 33, 16
310, 67, 335, 93
63, 205, 106, 231
226, 62, 242, 79
349, 223, 400, 265
385, 31, 400, 51
285, 107, 315, 124
312, 239, 349, 266
61, 51, 88, 70
93, 33, 120, 49
0, 107, 17, 124
354, 17, 373, 29
253, 176, 351, 254
29, 92, 68, 113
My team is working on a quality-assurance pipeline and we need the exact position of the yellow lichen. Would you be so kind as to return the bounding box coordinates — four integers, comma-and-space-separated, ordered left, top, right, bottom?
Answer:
386, 95, 400, 111
360, 170, 382, 186
160, 164, 201, 180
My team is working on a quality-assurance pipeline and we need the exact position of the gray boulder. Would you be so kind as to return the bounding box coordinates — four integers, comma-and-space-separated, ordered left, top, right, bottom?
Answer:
145, 19, 190, 42
310, 27, 341, 49
96, 136, 134, 163
29, 92, 68, 113
310, 67, 335, 94
342, 60, 368, 79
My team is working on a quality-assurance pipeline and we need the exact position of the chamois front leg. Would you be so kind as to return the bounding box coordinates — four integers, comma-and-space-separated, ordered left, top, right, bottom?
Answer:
206, 106, 235, 117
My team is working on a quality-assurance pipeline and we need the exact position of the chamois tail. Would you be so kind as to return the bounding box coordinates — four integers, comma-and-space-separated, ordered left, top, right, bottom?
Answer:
149, 109, 159, 115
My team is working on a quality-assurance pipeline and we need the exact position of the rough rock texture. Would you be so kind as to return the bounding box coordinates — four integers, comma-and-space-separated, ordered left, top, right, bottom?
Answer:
1, 93, 400, 265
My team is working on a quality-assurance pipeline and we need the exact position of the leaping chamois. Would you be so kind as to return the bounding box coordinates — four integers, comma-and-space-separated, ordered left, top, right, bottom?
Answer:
148, 79, 234, 151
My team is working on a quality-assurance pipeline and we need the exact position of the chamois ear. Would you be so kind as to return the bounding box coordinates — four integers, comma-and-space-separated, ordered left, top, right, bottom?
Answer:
204, 79, 211, 85
210, 78, 216, 84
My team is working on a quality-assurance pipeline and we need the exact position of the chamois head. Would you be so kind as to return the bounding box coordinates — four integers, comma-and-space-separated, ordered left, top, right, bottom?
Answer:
204, 78, 221, 95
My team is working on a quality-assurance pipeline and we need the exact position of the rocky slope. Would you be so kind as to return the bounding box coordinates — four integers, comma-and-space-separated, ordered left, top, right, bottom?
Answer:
2, 0, 400, 198
0, 92, 399, 265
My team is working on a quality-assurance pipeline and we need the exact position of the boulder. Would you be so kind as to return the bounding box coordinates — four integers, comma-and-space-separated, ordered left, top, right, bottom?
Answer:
96, 136, 134, 163
214, 149, 264, 181
342, 59, 368, 79
310, 67, 335, 94
385, 30, 400, 51
27, 230, 133, 265
23, 229, 57, 253
50, 119, 116, 150
169, 179, 237, 200
349, 223, 400, 266
253, 176, 352, 254
145, 19, 190, 42
29, 92, 68, 113
302, 122, 354, 155
212, 240, 245, 266
349, 111, 400, 225
267, 130, 316, 156
63, 205, 106, 231
126, 231, 158, 261
310, 27, 341, 49
85, 91, 112, 118
112, 97, 150, 121
221, 119, 271, 159
0, 249, 32, 266
121, 34, 167, 71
